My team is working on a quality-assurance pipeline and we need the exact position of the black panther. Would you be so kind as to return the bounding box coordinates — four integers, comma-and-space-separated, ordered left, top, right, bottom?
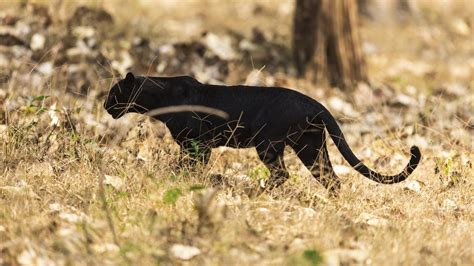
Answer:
104, 72, 421, 193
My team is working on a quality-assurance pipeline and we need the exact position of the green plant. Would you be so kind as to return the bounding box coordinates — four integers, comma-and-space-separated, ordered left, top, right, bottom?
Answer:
288, 249, 323, 266
22, 95, 50, 114
189, 184, 206, 191
163, 188, 182, 204
185, 139, 208, 163
435, 155, 459, 186
302, 249, 323, 266
247, 165, 270, 180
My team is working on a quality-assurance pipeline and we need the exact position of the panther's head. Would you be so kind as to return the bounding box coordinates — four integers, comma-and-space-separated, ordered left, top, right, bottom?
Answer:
104, 72, 146, 119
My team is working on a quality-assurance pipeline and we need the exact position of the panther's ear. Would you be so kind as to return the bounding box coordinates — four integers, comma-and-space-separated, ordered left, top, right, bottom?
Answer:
124, 72, 135, 87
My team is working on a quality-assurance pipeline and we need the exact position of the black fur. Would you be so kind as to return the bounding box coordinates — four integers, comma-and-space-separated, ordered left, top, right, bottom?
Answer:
104, 73, 421, 192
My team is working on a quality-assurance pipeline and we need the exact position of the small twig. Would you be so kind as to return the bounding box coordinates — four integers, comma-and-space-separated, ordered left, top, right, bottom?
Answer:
146, 105, 229, 120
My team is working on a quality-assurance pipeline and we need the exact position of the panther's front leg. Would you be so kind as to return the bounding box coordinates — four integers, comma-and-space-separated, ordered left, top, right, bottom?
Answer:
255, 140, 290, 193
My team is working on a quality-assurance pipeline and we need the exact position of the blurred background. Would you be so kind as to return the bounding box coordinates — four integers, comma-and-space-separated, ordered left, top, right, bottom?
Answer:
0, 0, 472, 86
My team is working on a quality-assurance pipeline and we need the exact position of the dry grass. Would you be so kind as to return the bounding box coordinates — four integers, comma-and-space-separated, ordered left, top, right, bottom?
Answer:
0, 0, 473, 265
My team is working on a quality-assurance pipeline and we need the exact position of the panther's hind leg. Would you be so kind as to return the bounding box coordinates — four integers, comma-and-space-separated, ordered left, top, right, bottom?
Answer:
255, 140, 290, 192
291, 131, 341, 194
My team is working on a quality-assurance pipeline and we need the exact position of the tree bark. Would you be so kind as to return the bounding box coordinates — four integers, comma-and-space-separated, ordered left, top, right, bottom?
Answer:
292, 0, 367, 90
357, 0, 372, 18
292, 0, 320, 75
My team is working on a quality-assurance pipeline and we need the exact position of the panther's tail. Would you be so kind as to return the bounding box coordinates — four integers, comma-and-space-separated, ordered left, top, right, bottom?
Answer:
319, 105, 421, 184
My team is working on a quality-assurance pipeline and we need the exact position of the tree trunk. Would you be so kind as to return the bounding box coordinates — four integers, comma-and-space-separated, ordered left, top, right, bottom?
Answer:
357, 0, 372, 18
292, 0, 367, 90
292, 0, 320, 75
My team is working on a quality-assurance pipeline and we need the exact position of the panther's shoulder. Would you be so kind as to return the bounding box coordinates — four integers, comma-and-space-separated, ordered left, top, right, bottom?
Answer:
142, 75, 201, 85
179, 75, 202, 86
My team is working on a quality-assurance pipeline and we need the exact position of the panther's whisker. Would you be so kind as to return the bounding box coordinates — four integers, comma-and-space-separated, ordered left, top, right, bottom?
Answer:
124, 77, 146, 114
131, 102, 149, 112
147, 77, 166, 90
106, 102, 125, 111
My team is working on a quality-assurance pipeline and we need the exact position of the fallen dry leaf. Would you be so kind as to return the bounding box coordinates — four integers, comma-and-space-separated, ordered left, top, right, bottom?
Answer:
104, 174, 124, 190
328, 96, 360, 117
17, 249, 56, 266
92, 243, 120, 254
333, 164, 351, 175
355, 212, 388, 227
30, 33, 45, 50
404, 180, 422, 193
170, 244, 201, 260
442, 199, 458, 210
203, 32, 237, 60
324, 248, 369, 266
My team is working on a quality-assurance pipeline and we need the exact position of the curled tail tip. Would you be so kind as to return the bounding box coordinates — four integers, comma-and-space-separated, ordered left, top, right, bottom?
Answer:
374, 146, 421, 184
410, 145, 421, 157
405, 146, 421, 178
